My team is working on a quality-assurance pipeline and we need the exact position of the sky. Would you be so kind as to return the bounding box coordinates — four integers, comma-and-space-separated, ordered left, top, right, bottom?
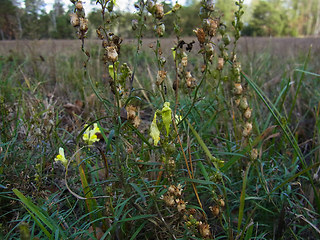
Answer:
43, 0, 251, 13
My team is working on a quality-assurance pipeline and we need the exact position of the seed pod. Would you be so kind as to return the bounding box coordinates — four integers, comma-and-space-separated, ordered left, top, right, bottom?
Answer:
156, 70, 167, 85
205, 0, 214, 11
201, 64, 206, 73
218, 199, 225, 207
79, 18, 88, 32
251, 148, 258, 160
96, 29, 104, 39
205, 43, 214, 56
234, 83, 243, 95
75, 1, 83, 10
147, 0, 155, 13
156, 23, 165, 37
210, 205, 220, 216
203, 18, 218, 37
234, 97, 241, 107
102, 40, 108, 48
159, 56, 166, 66
199, 223, 211, 238
106, 46, 118, 62
168, 185, 175, 194
70, 13, 79, 27
217, 57, 224, 70
193, 28, 206, 44
176, 199, 187, 212
181, 56, 188, 67
239, 97, 248, 110
155, 3, 164, 19
243, 108, 252, 119
242, 122, 253, 137
131, 19, 138, 31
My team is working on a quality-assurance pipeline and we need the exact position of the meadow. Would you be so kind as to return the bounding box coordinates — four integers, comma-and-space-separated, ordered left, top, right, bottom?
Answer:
1, 1, 320, 239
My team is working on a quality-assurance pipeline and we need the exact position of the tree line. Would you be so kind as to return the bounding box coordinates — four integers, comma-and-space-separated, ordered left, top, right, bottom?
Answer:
0, 0, 319, 40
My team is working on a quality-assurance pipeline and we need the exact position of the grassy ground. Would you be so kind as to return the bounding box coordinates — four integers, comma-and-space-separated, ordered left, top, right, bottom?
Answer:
0, 36, 320, 239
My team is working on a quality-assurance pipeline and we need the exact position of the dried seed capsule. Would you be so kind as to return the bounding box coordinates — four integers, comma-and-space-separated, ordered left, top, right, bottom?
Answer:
243, 108, 252, 119
106, 46, 118, 62
156, 23, 165, 37
181, 56, 188, 67
234, 97, 241, 107
79, 18, 88, 32
239, 97, 248, 110
205, 43, 214, 56
193, 28, 206, 44
210, 205, 220, 216
70, 13, 79, 27
242, 122, 253, 137
251, 148, 258, 160
168, 185, 175, 194
102, 40, 108, 48
218, 199, 225, 207
199, 223, 211, 238
75, 1, 83, 10
156, 70, 167, 85
176, 199, 186, 212
217, 57, 224, 70
147, 0, 155, 13
155, 3, 164, 19
131, 19, 138, 31
203, 18, 218, 37
234, 83, 243, 95
205, 0, 214, 11
96, 29, 104, 39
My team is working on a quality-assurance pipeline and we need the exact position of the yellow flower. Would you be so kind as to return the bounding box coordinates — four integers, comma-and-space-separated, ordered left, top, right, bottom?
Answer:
55, 147, 67, 167
161, 102, 172, 136
175, 114, 182, 125
83, 123, 101, 145
150, 113, 160, 146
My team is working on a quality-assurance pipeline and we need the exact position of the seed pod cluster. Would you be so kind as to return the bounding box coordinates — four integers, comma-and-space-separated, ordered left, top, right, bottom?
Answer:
161, 184, 187, 213
230, 58, 253, 139
70, 1, 88, 39
193, 1, 221, 63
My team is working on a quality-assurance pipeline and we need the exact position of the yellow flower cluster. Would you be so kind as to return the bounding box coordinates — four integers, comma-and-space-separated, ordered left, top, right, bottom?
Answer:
83, 123, 101, 145
54, 147, 67, 167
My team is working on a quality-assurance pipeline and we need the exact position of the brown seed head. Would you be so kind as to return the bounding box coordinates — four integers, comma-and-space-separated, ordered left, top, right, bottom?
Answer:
244, 108, 252, 119
193, 28, 206, 44
199, 222, 211, 238
209, 205, 220, 216
79, 18, 88, 32
181, 56, 188, 67
156, 70, 167, 85
70, 13, 79, 27
155, 4, 164, 19
251, 148, 258, 160
234, 83, 243, 95
243, 122, 253, 137
75, 1, 83, 10
176, 199, 187, 212
106, 46, 118, 62
203, 18, 219, 37
217, 57, 224, 70
218, 199, 225, 207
